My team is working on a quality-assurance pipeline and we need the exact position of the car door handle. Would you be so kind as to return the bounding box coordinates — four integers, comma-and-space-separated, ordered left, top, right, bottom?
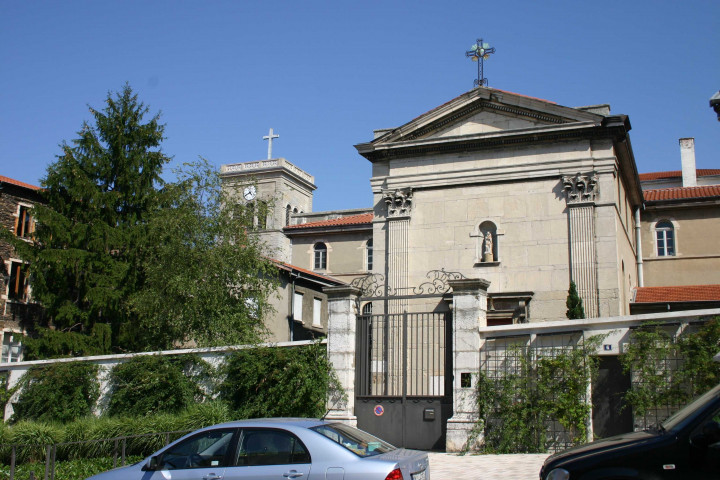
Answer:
203, 474, 223, 480
283, 471, 304, 479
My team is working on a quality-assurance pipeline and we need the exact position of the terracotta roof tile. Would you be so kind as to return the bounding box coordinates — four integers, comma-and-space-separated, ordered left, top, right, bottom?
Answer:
634, 285, 720, 303
0, 175, 41, 191
638, 169, 720, 181
285, 213, 373, 230
643, 185, 720, 202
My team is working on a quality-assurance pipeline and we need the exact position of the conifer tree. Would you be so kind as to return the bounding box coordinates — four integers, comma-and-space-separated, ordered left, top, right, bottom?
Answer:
24, 84, 170, 338
11, 85, 278, 356
566, 281, 585, 319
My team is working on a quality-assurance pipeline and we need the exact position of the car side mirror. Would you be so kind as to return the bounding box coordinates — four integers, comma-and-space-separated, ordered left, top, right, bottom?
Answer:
142, 455, 161, 471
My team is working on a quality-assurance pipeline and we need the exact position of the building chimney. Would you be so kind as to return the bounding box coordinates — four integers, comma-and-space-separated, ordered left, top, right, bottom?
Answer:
679, 138, 697, 187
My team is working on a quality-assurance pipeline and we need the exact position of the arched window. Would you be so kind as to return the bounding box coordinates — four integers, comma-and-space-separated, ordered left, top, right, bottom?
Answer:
362, 303, 372, 316
314, 242, 327, 270
285, 205, 292, 226
257, 200, 268, 229
366, 239, 373, 271
655, 220, 675, 256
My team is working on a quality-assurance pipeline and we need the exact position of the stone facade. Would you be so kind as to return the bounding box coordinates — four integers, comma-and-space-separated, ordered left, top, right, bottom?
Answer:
356, 88, 642, 322
0, 177, 43, 362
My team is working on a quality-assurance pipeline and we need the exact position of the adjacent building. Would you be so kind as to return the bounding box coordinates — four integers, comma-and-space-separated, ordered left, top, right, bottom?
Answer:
632, 138, 720, 313
0, 176, 43, 362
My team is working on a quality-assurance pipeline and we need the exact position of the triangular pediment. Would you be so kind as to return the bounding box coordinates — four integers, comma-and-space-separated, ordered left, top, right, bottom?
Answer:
428, 108, 551, 138
366, 87, 605, 146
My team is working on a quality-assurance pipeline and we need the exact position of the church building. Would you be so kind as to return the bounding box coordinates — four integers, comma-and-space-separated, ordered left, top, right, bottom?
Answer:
222, 86, 644, 330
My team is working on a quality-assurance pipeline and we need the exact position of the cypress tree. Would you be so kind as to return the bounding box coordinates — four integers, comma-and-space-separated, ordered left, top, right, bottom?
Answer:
566, 281, 585, 319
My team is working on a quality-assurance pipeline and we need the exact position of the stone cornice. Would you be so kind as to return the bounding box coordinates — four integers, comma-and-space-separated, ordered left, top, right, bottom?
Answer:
449, 278, 491, 293
369, 155, 618, 193
220, 158, 317, 192
357, 121, 620, 163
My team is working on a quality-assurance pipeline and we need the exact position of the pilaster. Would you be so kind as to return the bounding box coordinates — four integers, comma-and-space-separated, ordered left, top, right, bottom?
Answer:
563, 173, 600, 317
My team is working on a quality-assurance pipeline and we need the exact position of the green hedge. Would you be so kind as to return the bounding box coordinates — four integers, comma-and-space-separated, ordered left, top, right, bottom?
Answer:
219, 341, 343, 418
0, 401, 230, 466
106, 354, 212, 417
11, 362, 99, 424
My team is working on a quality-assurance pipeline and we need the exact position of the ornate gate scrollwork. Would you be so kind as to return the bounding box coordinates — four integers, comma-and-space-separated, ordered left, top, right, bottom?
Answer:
351, 269, 467, 299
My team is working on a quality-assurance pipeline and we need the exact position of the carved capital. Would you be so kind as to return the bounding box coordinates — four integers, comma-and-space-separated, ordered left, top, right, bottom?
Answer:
383, 188, 413, 217
562, 172, 598, 204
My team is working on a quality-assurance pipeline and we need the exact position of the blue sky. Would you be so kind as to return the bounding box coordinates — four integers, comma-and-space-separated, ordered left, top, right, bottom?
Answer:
2, 0, 718, 212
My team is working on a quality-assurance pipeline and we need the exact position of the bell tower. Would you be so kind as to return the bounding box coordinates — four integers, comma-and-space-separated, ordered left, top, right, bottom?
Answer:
220, 157, 315, 263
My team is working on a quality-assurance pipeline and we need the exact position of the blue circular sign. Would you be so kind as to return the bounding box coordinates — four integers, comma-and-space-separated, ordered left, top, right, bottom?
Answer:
374, 405, 385, 416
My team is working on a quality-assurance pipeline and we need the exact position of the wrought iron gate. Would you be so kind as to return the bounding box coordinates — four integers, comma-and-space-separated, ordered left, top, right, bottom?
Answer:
351, 270, 461, 451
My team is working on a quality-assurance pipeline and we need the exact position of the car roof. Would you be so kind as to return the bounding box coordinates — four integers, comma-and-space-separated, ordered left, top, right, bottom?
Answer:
207, 418, 329, 430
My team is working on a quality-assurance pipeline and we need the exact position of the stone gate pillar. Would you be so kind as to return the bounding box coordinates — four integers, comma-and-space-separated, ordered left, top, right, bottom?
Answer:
445, 278, 490, 452
323, 285, 362, 426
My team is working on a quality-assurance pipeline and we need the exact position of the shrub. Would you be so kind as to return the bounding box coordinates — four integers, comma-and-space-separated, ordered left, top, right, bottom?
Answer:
11, 362, 99, 424
219, 341, 342, 418
106, 354, 210, 417
621, 317, 720, 419
5, 421, 64, 463
0, 455, 143, 480
475, 337, 601, 453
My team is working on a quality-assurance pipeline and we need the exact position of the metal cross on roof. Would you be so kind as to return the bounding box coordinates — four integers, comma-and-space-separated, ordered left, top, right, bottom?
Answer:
263, 128, 279, 159
466, 38, 495, 88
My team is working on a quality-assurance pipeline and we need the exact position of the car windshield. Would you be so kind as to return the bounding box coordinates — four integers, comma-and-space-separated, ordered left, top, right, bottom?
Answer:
311, 423, 396, 457
661, 384, 720, 432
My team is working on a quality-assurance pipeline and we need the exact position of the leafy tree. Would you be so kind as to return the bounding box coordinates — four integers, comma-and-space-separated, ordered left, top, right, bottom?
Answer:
125, 159, 278, 349
566, 281, 585, 319
16, 84, 169, 344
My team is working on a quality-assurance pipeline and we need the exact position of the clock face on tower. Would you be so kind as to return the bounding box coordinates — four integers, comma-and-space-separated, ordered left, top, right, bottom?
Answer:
243, 185, 257, 201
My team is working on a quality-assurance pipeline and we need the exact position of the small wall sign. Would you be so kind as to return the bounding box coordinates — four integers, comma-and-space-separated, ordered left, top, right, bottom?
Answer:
374, 405, 385, 417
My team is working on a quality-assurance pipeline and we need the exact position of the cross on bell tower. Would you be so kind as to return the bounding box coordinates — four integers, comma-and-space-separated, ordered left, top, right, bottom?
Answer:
465, 38, 495, 88
263, 128, 279, 159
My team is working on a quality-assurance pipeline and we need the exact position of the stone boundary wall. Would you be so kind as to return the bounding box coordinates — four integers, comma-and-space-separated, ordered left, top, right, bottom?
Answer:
0, 339, 323, 421
477, 308, 720, 445
478, 308, 720, 350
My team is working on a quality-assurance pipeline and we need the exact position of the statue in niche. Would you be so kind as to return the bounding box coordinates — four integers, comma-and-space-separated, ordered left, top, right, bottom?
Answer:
483, 231, 494, 262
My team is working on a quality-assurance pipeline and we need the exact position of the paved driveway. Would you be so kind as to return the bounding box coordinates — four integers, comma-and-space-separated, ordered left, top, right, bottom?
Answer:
427, 452, 550, 480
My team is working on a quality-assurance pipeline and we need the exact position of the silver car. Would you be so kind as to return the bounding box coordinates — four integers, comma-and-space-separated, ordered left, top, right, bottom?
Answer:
85, 418, 430, 480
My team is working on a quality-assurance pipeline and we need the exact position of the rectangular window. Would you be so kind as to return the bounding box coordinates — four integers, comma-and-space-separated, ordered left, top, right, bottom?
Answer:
367, 242, 373, 271
313, 298, 322, 327
2, 333, 22, 363
293, 292, 303, 322
15, 206, 34, 238
8, 262, 28, 301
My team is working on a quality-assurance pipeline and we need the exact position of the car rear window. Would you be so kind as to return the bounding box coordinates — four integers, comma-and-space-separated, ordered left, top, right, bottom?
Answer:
311, 423, 395, 457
